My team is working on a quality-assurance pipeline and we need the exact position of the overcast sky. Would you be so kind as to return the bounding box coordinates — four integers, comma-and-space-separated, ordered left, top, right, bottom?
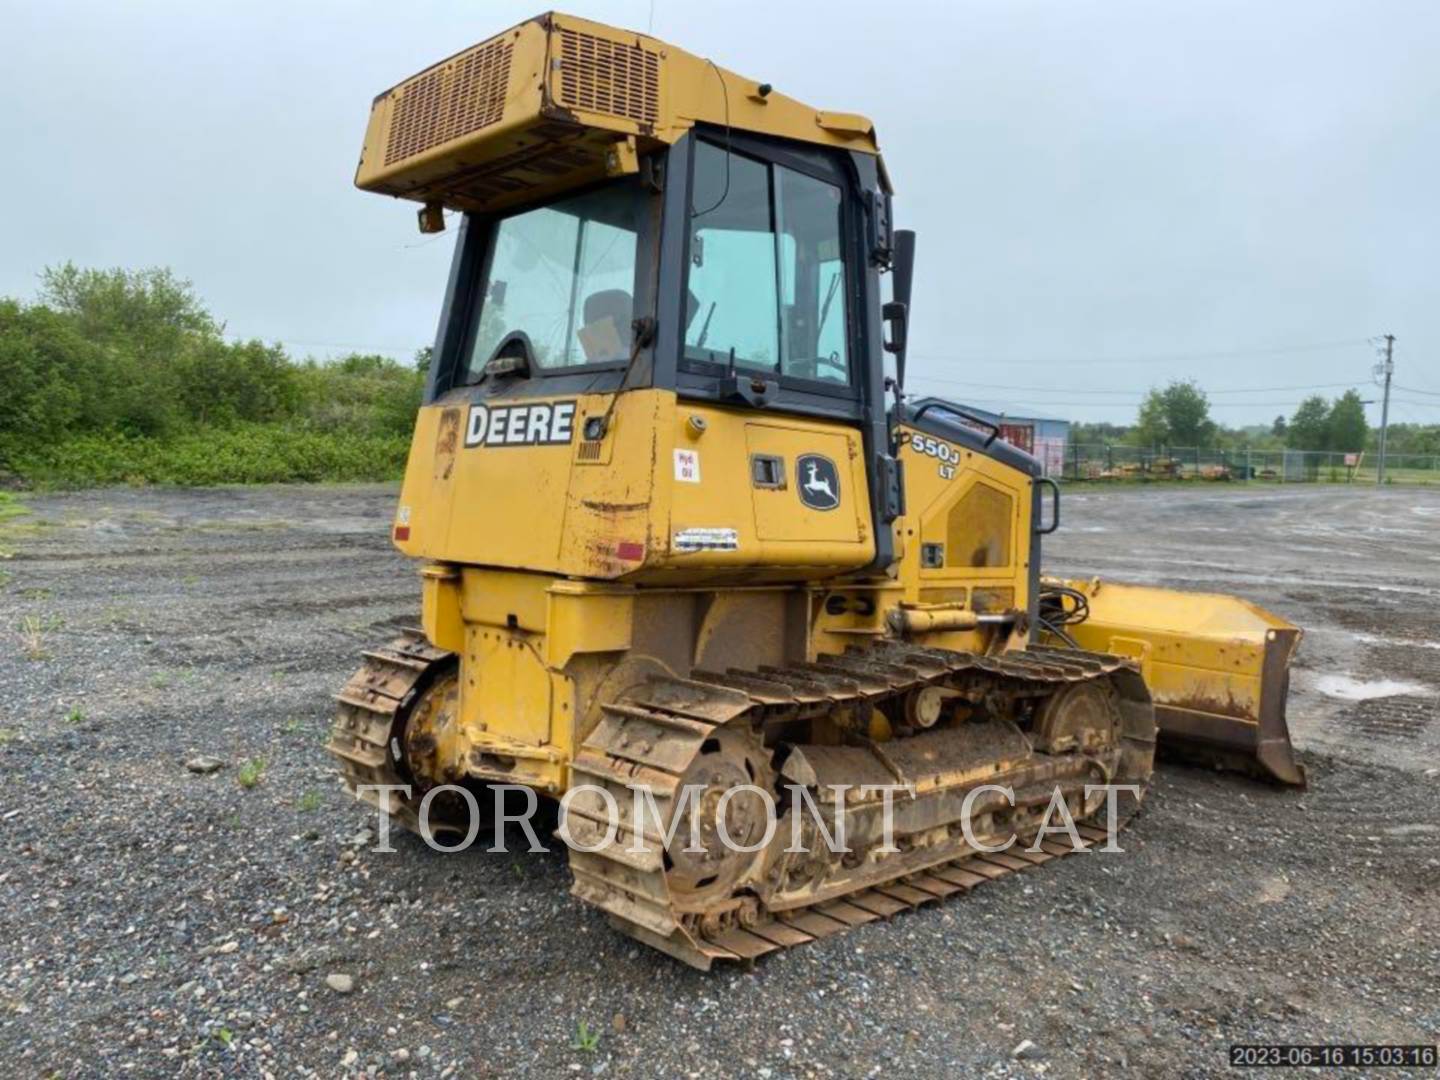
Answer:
3, 0, 1436, 425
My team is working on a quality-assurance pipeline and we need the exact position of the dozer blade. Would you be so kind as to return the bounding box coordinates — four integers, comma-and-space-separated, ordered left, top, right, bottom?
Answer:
1048, 578, 1306, 787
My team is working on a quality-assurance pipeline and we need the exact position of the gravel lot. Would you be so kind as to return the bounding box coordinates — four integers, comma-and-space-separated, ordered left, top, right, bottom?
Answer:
1, 483, 1436, 1078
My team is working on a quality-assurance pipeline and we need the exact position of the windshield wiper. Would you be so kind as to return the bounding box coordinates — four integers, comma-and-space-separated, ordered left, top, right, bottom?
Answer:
817, 274, 841, 337
695, 301, 718, 349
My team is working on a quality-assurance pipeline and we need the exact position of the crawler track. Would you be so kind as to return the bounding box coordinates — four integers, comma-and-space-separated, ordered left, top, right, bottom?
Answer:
564, 642, 1156, 969
327, 630, 462, 833
328, 634, 1155, 968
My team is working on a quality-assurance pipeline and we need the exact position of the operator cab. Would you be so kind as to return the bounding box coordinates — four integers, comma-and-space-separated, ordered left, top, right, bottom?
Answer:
420, 127, 905, 563
448, 137, 860, 398
427, 128, 891, 418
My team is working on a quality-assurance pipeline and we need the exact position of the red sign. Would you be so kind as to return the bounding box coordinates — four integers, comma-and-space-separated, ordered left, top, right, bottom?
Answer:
998, 423, 1035, 454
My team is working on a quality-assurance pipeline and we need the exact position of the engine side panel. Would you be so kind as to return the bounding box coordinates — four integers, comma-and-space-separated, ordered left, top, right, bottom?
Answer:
891, 421, 1038, 636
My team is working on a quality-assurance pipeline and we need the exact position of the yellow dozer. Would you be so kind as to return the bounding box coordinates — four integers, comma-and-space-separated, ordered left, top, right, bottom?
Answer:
329, 12, 1304, 969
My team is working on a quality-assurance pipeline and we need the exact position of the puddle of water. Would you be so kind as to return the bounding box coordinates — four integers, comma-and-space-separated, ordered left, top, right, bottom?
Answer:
1315, 674, 1432, 701
1353, 632, 1440, 652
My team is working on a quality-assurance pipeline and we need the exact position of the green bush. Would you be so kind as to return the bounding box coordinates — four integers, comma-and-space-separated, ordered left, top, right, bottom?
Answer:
0, 299, 95, 438
293, 353, 424, 437
4, 425, 411, 487
0, 264, 427, 487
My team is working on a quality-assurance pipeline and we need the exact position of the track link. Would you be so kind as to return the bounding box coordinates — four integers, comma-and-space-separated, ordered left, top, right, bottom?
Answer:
327, 629, 455, 833
566, 641, 1155, 969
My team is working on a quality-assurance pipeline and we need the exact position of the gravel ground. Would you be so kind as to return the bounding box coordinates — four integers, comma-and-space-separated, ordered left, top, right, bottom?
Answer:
0, 483, 1436, 1078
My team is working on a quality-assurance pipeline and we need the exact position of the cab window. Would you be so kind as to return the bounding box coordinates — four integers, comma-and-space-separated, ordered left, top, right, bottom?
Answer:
684, 141, 850, 386
463, 179, 640, 380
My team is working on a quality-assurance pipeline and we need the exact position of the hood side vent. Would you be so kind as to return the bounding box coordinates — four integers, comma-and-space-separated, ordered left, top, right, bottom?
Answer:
555, 29, 659, 127
384, 38, 514, 166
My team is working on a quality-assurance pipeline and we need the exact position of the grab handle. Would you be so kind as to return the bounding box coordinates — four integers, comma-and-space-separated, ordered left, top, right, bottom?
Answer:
1036, 477, 1061, 535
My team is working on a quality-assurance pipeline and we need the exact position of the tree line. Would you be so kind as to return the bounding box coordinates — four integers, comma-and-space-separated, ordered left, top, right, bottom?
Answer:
1072, 380, 1438, 456
3, 265, 1435, 486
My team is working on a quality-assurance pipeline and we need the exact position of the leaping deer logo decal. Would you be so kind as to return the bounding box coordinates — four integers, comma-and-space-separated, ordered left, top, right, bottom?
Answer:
803, 462, 835, 503
796, 454, 841, 511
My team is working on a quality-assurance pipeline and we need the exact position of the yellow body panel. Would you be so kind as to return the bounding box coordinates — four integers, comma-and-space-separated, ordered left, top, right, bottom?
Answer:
394, 388, 876, 582
880, 424, 1034, 656
897, 425, 1033, 605
743, 424, 861, 543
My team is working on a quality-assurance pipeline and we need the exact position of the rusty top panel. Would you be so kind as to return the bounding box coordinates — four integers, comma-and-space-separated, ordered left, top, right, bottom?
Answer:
356, 11, 885, 215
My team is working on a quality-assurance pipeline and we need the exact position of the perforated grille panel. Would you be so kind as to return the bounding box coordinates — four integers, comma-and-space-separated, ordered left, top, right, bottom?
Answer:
945, 483, 1014, 568
384, 39, 513, 166
555, 29, 659, 126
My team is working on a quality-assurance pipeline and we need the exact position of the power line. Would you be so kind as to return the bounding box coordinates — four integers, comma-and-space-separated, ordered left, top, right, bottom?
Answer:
1395, 384, 1440, 398
903, 374, 1360, 396
905, 337, 1370, 367
903, 379, 1369, 410
919, 394, 1355, 413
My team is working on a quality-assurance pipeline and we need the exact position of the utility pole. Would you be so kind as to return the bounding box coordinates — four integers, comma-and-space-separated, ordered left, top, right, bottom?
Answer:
1376, 335, 1395, 485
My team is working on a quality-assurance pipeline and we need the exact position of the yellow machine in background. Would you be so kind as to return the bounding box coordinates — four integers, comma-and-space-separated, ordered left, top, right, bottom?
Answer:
330, 12, 1304, 969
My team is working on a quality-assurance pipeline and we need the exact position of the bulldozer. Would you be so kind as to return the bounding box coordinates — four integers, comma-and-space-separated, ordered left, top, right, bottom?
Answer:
329, 12, 1305, 970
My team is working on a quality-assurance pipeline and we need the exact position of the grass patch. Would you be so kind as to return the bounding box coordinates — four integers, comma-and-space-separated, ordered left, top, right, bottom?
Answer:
0, 493, 32, 557
573, 1020, 600, 1054
18, 614, 59, 660
296, 790, 322, 812
100, 604, 137, 625
0, 493, 28, 523
0, 495, 59, 554
0, 728, 19, 745
237, 758, 266, 789
64, 707, 84, 724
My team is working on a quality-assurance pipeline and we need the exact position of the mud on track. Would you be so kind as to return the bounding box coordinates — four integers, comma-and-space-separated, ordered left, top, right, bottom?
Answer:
0, 483, 1436, 1078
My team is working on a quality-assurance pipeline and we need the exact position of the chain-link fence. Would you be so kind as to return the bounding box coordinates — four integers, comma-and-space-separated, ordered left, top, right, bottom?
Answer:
1056, 444, 1440, 484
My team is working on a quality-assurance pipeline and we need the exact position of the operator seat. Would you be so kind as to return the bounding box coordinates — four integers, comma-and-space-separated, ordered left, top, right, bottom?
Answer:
581, 289, 633, 358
